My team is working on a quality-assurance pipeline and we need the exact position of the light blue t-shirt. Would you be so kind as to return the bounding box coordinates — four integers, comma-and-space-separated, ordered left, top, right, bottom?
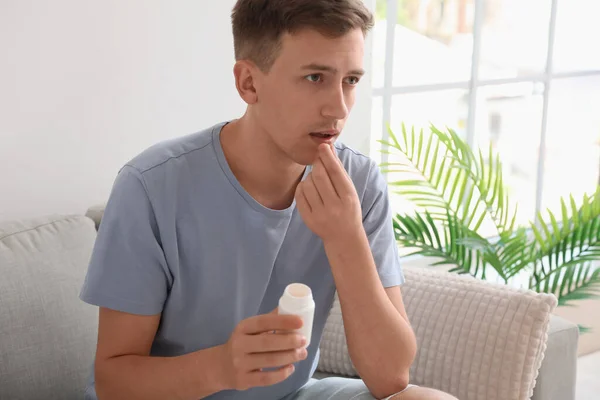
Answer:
80, 121, 404, 399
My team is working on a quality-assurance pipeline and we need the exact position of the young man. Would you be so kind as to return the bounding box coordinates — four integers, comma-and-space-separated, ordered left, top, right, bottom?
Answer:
80, 1, 457, 399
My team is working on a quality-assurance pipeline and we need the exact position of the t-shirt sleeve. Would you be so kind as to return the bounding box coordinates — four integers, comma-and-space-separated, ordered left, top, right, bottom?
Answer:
361, 160, 405, 288
79, 165, 171, 315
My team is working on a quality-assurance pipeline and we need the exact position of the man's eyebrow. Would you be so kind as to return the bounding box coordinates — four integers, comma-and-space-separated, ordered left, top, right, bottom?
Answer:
301, 63, 365, 76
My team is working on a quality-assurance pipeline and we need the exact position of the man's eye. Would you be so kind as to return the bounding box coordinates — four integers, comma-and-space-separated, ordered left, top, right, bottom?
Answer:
345, 76, 360, 85
305, 74, 322, 83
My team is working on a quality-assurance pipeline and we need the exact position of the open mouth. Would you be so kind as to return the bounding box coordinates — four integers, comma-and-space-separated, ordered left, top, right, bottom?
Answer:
310, 132, 335, 139
310, 129, 339, 140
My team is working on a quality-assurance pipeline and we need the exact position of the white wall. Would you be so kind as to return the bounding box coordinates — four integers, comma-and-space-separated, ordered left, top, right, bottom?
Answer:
0, 0, 374, 221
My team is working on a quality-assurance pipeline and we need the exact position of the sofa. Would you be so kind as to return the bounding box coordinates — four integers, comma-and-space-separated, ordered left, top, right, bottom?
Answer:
0, 207, 579, 400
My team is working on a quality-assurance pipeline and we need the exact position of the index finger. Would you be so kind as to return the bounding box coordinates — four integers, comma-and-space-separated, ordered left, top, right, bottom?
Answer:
240, 313, 303, 335
318, 144, 351, 194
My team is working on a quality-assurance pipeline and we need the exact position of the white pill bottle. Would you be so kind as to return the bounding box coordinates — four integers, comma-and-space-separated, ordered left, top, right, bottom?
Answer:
278, 283, 315, 348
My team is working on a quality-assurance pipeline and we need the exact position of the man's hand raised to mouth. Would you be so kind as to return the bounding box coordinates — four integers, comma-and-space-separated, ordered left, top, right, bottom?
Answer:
295, 144, 418, 399
295, 144, 364, 245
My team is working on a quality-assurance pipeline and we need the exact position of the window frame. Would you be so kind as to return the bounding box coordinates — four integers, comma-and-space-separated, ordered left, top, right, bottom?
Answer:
374, 0, 600, 219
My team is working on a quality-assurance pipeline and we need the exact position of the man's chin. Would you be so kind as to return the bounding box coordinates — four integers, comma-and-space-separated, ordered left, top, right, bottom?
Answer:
286, 137, 338, 166
303, 140, 339, 165
293, 150, 320, 167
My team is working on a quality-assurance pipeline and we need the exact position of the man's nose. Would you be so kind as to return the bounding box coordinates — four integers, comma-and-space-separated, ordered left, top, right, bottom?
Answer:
321, 85, 349, 120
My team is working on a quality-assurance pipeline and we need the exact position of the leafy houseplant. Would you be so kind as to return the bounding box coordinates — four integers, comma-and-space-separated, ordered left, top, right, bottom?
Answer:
379, 124, 600, 313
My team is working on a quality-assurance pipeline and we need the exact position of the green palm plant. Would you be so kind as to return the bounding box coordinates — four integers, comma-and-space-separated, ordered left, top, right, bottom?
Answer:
379, 123, 600, 310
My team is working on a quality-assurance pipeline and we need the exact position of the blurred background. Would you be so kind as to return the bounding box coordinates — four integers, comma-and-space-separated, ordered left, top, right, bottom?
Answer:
2, 0, 598, 227
369, 0, 600, 232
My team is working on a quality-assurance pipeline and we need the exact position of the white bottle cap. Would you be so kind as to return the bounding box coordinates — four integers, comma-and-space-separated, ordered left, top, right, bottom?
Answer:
279, 283, 313, 311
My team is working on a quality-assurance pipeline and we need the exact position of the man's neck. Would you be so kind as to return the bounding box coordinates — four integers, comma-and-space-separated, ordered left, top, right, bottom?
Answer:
220, 116, 306, 211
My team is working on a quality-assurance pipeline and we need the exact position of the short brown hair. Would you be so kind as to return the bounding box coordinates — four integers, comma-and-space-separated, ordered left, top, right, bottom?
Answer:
231, 0, 374, 71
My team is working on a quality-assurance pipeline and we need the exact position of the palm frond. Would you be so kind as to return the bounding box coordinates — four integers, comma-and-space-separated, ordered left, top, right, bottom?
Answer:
429, 125, 518, 235
393, 211, 491, 279
528, 193, 600, 306
532, 190, 600, 252
382, 122, 600, 311
531, 195, 600, 280
378, 124, 455, 220
380, 123, 518, 236
540, 263, 600, 307
497, 229, 535, 279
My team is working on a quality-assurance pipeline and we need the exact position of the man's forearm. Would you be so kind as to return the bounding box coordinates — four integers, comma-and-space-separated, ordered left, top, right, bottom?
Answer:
95, 344, 227, 400
324, 231, 417, 398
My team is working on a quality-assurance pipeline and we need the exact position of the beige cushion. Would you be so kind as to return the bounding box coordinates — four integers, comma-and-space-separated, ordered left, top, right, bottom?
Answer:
317, 266, 558, 400
0, 215, 98, 400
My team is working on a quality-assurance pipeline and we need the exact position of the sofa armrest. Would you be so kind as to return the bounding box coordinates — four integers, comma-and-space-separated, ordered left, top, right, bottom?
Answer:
531, 314, 579, 400
85, 204, 106, 230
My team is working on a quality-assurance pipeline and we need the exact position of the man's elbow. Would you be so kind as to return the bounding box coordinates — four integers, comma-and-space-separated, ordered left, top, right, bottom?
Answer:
405, 329, 418, 364
94, 358, 118, 400
94, 363, 108, 400
367, 371, 411, 399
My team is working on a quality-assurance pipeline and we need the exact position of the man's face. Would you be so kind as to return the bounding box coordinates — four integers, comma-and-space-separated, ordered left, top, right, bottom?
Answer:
252, 28, 365, 166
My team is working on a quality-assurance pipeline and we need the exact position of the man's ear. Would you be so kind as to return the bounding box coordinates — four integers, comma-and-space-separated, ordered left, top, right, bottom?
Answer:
233, 60, 260, 105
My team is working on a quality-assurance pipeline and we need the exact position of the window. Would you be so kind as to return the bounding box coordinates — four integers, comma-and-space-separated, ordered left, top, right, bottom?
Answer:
372, 0, 600, 227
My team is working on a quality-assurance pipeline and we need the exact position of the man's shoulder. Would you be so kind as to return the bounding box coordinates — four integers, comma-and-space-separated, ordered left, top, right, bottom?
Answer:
333, 141, 389, 203
125, 121, 227, 174
334, 141, 377, 178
